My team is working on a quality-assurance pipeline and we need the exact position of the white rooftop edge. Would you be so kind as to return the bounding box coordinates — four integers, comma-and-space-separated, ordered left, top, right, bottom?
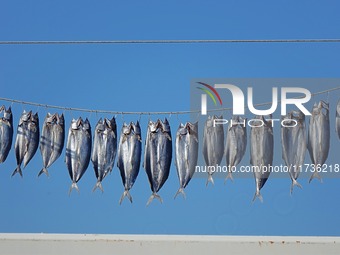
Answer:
0, 233, 339, 255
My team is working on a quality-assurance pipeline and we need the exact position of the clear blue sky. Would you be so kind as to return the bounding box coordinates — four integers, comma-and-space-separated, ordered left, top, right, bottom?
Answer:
0, 0, 340, 235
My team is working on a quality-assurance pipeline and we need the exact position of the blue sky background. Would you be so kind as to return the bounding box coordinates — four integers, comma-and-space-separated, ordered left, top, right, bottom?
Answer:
0, 0, 340, 235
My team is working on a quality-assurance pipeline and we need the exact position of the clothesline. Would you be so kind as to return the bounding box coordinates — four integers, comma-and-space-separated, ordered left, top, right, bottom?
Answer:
0, 86, 339, 116
1, 39, 340, 45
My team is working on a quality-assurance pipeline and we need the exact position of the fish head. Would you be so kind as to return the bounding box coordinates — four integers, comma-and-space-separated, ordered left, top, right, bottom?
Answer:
71, 118, 81, 130
291, 110, 305, 125
159, 118, 171, 141
237, 116, 247, 132
83, 118, 91, 131
312, 101, 329, 118
106, 117, 117, 131
3, 106, 12, 121
45, 113, 55, 124
31, 112, 39, 125
282, 112, 297, 127
311, 103, 320, 116
177, 125, 188, 136
187, 121, 198, 135
27, 112, 39, 132
251, 115, 264, 127
122, 122, 132, 135
230, 116, 246, 128
133, 121, 142, 140
21, 110, 31, 122
206, 116, 214, 128
231, 115, 240, 124
95, 119, 106, 133
103, 118, 110, 128
188, 121, 199, 142
148, 120, 159, 133
160, 118, 171, 133
57, 114, 65, 126
133, 121, 141, 135
319, 100, 329, 117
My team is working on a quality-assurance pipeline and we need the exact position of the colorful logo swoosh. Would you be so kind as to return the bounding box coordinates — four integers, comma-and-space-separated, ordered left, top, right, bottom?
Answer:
196, 82, 223, 106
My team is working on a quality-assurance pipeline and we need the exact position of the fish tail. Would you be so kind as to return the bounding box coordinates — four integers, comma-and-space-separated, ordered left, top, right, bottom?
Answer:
146, 193, 163, 206
290, 179, 302, 195
309, 172, 323, 184
68, 182, 80, 196
92, 181, 104, 193
38, 168, 49, 177
224, 172, 234, 184
119, 190, 133, 205
206, 174, 214, 186
174, 188, 186, 200
252, 190, 263, 203
11, 166, 23, 178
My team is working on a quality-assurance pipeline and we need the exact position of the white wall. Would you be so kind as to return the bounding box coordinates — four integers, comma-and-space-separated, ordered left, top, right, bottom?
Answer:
0, 234, 339, 255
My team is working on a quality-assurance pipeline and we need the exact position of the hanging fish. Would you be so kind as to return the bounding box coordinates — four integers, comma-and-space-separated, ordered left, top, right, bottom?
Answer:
0, 106, 13, 164
336, 99, 340, 139
12, 111, 40, 177
174, 122, 198, 199
281, 110, 306, 193
224, 116, 247, 182
38, 113, 65, 177
250, 115, 273, 202
144, 118, 172, 205
307, 100, 330, 183
202, 115, 224, 185
65, 117, 92, 194
117, 121, 141, 204
91, 117, 117, 192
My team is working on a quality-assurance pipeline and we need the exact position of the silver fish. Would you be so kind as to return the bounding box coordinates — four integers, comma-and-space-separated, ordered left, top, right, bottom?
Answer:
224, 116, 247, 182
0, 106, 13, 164
38, 113, 65, 177
144, 118, 172, 205
307, 100, 330, 183
12, 111, 40, 177
281, 110, 306, 193
336, 99, 340, 139
117, 121, 141, 204
91, 117, 117, 192
65, 117, 92, 194
202, 115, 224, 185
174, 122, 198, 199
250, 115, 273, 202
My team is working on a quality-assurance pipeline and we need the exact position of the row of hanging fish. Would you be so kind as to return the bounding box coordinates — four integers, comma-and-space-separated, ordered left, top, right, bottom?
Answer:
0, 106, 177, 204
0, 100, 335, 203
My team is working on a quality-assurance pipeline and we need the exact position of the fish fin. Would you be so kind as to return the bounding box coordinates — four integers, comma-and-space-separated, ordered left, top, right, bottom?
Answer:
92, 181, 104, 193
252, 190, 263, 203
206, 174, 214, 186
146, 193, 163, 206
174, 188, 186, 200
68, 183, 80, 196
224, 172, 234, 184
38, 168, 49, 177
290, 179, 302, 195
12, 166, 23, 178
119, 190, 133, 205
309, 172, 323, 183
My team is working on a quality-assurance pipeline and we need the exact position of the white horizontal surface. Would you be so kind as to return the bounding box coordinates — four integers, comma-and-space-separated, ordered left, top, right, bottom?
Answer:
0, 233, 339, 255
